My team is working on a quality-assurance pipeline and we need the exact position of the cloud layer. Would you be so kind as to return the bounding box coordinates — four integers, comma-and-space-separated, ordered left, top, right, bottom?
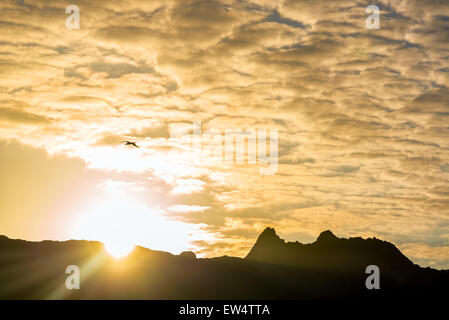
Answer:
0, 0, 448, 268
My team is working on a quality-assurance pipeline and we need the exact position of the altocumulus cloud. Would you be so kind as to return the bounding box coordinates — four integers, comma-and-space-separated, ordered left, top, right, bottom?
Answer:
0, 0, 448, 268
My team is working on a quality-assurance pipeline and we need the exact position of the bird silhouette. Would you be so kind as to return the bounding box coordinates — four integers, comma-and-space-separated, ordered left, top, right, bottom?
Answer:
122, 141, 140, 148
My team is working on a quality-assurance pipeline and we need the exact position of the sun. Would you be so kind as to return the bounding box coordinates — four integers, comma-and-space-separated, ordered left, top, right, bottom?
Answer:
71, 192, 210, 259
104, 240, 135, 259
71, 197, 140, 259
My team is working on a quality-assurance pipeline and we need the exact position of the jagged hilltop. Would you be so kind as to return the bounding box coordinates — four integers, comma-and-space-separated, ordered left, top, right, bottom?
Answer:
0, 229, 447, 300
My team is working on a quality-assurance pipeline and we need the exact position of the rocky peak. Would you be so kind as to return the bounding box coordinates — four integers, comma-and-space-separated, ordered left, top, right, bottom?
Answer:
316, 230, 339, 243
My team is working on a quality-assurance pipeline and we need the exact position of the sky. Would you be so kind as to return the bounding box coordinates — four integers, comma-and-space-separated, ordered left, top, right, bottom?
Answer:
0, 0, 448, 268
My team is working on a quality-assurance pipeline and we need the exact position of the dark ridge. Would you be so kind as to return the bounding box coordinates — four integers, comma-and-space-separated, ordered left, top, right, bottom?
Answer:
0, 229, 448, 300
256, 227, 283, 244
244, 227, 284, 259
245, 228, 416, 275
316, 230, 338, 242
179, 251, 196, 259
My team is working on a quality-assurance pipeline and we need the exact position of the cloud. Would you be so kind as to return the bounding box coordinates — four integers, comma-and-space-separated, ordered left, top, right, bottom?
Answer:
167, 205, 211, 213
0, 0, 448, 267
94, 135, 124, 146
89, 61, 157, 79
0, 107, 52, 124
129, 124, 171, 139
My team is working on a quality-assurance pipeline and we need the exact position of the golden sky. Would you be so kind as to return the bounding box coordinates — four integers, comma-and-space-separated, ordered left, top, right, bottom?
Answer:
0, 0, 448, 268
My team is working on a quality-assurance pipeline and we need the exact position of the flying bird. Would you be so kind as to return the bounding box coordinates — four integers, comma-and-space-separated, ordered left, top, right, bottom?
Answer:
122, 141, 140, 148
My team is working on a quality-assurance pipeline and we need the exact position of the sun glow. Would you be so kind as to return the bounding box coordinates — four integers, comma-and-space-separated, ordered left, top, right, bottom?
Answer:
71, 192, 206, 257
104, 240, 135, 259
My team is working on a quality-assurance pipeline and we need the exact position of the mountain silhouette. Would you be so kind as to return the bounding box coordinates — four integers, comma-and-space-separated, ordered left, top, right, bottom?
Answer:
246, 228, 415, 275
0, 229, 447, 299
